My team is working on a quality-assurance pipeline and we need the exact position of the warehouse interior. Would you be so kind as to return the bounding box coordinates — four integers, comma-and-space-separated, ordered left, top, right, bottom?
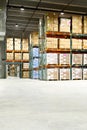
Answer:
1, 0, 87, 129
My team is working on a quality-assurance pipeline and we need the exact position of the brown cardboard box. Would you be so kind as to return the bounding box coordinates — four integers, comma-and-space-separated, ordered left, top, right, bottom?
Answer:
46, 12, 58, 31
83, 40, 87, 49
22, 39, 29, 51
14, 38, 21, 50
23, 71, 29, 78
59, 39, 70, 49
72, 15, 82, 33
7, 38, 13, 50
84, 54, 87, 65
47, 53, 58, 64
84, 16, 87, 34
15, 53, 21, 60
46, 38, 58, 48
83, 69, 87, 79
72, 39, 82, 49
60, 18, 71, 32
30, 32, 38, 46
47, 68, 58, 80
7, 53, 13, 60
72, 54, 82, 65
60, 69, 70, 80
72, 68, 82, 80
23, 53, 29, 60
23, 63, 29, 69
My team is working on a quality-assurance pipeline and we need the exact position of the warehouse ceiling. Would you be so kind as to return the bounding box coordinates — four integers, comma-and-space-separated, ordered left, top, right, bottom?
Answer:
6, 0, 87, 38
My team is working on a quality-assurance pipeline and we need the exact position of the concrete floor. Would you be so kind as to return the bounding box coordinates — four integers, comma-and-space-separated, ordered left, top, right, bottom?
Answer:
0, 79, 87, 130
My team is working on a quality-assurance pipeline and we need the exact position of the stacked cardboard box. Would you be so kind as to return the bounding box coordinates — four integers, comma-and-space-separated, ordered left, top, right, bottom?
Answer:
15, 53, 21, 60
7, 53, 13, 60
72, 68, 82, 80
60, 68, 70, 80
23, 53, 29, 60
72, 39, 82, 49
30, 32, 38, 46
23, 71, 29, 78
46, 38, 58, 48
83, 69, 87, 80
72, 54, 82, 65
59, 54, 70, 65
14, 38, 21, 50
47, 53, 58, 64
47, 68, 58, 80
84, 16, 87, 34
60, 18, 71, 32
84, 54, 87, 65
46, 12, 58, 31
7, 38, 13, 50
22, 39, 28, 51
72, 15, 82, 33
23, 63, 29, 69
59, 39, 70, 49
83, 40, 87, 49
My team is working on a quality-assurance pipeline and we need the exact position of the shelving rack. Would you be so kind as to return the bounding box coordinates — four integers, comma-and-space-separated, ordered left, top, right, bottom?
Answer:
6, 37, 29, 78
29, 32, 40, 79
39, 12, 87, 80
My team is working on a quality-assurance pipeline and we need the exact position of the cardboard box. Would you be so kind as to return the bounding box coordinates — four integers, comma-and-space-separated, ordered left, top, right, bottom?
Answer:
72, 15, 82, 33
60, 18, 71, 32
46, 38, 58, 48
60, 68, 70, 80
15, 53, 21, 60
83, 40, 87, 49
23, 53, 29, 60
23, 63, 29, 69
84, 54, 87, 65
7, 53, 13, 60
83, 69, 87, 80
30, 32, 38, 46
22, 39, 29, 51
72, 68, 82, 80
14, 38, 21, 50
23, 71, 29, 78
47, 53, 58, 64
84, 16, 87, 34
7, 38, 13, 50
59, 54, 70, 65
72, 54, 82, 65
47, 68, 58, 80
72, 39, 82, 49
59, 39, 70, 49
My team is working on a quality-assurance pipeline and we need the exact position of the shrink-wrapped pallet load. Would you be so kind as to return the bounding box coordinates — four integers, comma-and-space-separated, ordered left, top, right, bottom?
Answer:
46, 12, 58, 31
14, 38, 21, 50
72, 68, 82, 80
72, 54, 82, 65
60, 18, 71, 32
72, 15, 82, 33
60, 68, 70, 80
46, 38, 58, 48
72, 39, 82, 49
47, 68, 58, 80
7, 38, 13, 50
59, 54, 70, 65
59, 39, 70, 49
47, 53, 58, 64
22, 39, 29, 51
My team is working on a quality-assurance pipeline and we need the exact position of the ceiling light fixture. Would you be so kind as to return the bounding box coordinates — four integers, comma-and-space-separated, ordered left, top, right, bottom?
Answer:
60, 12, 64, 15
20, 6, 24, 11
15, 24, 18, 27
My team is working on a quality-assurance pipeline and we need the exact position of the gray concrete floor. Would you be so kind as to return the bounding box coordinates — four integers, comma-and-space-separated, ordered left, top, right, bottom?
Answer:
0, 79, 87, 130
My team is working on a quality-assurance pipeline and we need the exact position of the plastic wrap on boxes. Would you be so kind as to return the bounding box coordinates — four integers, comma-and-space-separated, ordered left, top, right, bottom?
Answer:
15, 53, 21, 60
47, 68, 58, 80
60, 69, 70, 80
32, 48, 39, 57
46, 38, 58, 48
33, 70, 38, 79
30, 32, 38, 46
23, 63, 29, 69
84, 16, 87, 34
72, 15, 82, 33
72, 68, 82, 80
33, 58, 39, 68
22, 39, 28, 51
14, 38, 21, 50
7, 53, 13, 60
23, 71, 29, 78
7, 38, 13, 50
84, 54, 87, 65
60, 18, 71, 32
47, 53, 58, 64
72, 39, 82, 49
83, 40, 87, 49
23, 53, 29, 60
72, 54, 82, 65
59, 39, 70, 49
83, 69, 87, 80
59, 54, 70, 65
46, 12, 58, 31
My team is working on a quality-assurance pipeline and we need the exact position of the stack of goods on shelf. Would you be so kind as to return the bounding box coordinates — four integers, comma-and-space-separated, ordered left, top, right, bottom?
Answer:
6, 38, 13, 61
72, 68, 82, 80
21, 38, 29, 78
59, 39, 70, 49
60, 68, 70, 80
72, 39, 82, 49
60, 18, 71, 32
29, 32, 39, 79
84, 16, 87, 34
